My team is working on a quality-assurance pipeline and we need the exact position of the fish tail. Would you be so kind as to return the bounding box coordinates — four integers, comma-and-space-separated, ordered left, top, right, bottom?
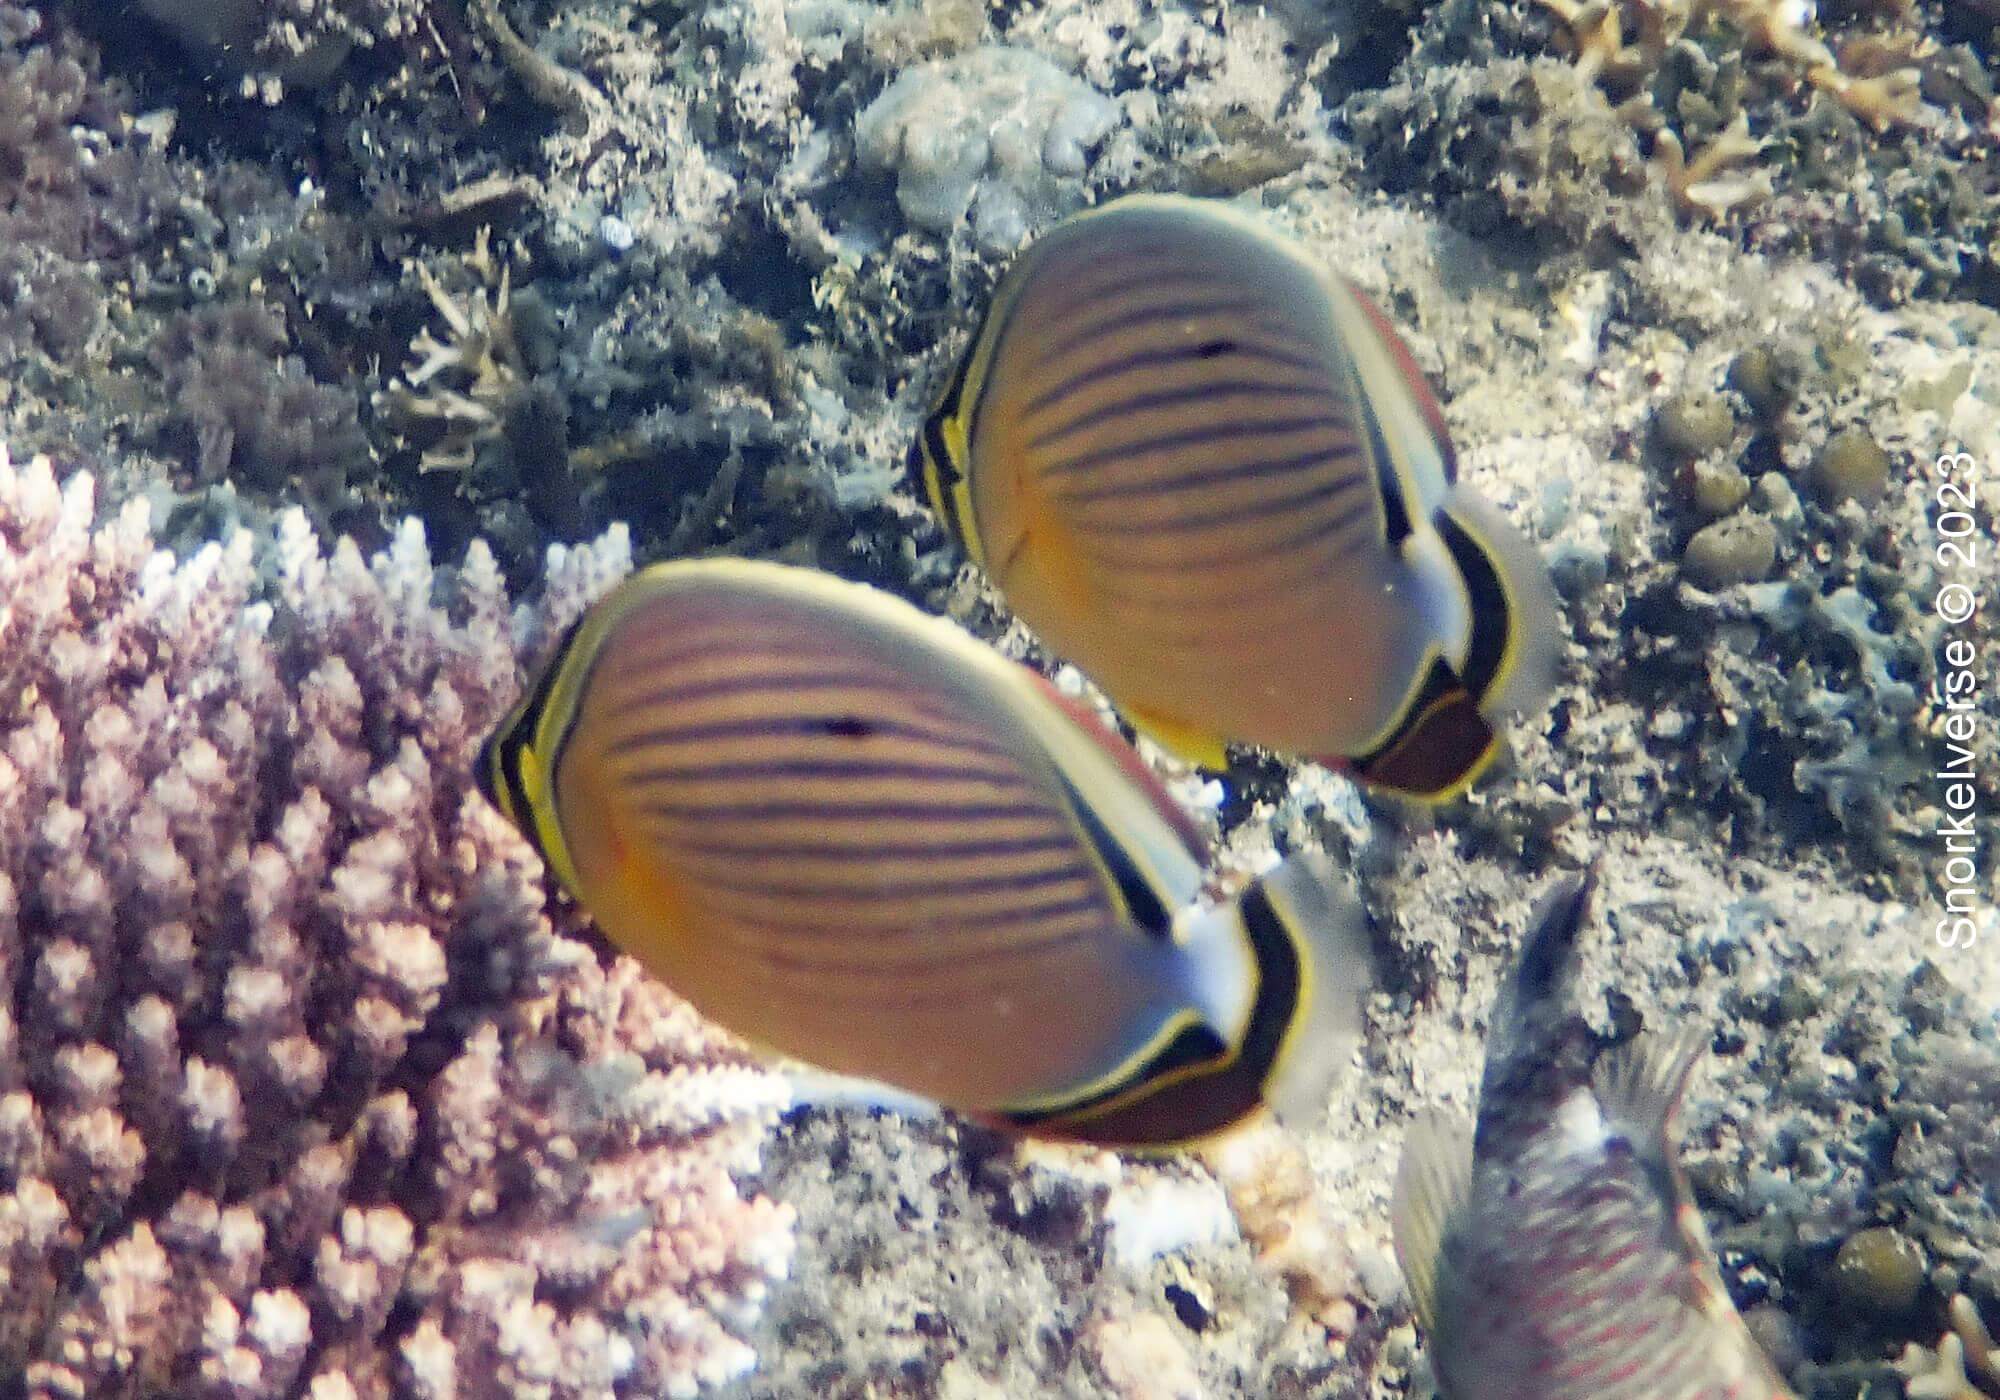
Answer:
1201, 849, 1373, 1131
1434, 483, 1563, 723
1480, 867, 1598, 1100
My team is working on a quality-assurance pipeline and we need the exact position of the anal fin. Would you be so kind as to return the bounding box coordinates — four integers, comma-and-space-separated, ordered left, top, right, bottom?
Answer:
1125, 701, 1231, 771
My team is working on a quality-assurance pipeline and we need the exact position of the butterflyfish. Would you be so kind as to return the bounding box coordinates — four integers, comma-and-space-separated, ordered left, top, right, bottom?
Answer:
914, 194, 1560, 802
477, 557, 1373, 1150
1390, 873, 1799, 1400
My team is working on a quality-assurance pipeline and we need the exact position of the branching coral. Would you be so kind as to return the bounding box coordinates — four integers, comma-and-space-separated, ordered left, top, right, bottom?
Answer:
1898, 1295, 2000, 1400
1650, 111, 1774, 219
1539, 0, 1926, 126
0, 442, 795, 1396
376, 230, 529, 476
1536, 0, 1929, 219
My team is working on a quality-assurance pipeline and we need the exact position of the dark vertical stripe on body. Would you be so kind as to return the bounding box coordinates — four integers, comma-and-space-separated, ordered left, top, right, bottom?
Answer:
995, 874, 1304, 1147
1022, 342, 1325, 417
1051, 438, 1363, 505
1348, 353, 1411, 546
1053, 768, 1173, 938
491, 612, 592, 858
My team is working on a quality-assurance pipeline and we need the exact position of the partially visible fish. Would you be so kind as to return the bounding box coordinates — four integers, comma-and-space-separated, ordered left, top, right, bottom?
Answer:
1391, 874, 1797, 1400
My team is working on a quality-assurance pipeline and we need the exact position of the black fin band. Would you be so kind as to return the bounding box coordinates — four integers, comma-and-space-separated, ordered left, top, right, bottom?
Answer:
996, 877, 1304, 1147
1434, 510, 1511, 704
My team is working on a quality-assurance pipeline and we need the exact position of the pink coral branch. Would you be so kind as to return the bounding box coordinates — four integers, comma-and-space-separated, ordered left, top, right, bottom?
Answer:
0, 443, 792, 1397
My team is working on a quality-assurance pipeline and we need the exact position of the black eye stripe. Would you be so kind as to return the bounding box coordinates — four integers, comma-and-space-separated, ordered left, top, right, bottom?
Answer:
488, 614, 590, 856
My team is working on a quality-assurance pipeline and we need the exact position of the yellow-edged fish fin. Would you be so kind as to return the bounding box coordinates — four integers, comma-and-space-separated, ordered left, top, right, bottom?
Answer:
1123, 702, 1231, 770
1434, 486, 1561, 723
1246, 850, 1372, 1129
1344, 655, 1500, 803
1391, 1110, 1475, 1338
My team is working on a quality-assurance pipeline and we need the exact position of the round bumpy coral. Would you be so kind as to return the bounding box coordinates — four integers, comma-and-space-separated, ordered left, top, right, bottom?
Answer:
0, 445, 794, 1397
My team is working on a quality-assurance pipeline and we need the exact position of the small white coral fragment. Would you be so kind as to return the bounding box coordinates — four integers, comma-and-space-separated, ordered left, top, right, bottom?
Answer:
1898, 1294, 2000, 1400
1201, 1118, 1362, 1337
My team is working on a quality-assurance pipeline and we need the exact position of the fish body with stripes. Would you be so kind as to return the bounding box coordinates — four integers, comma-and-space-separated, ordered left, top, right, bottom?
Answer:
914, 194, 1561, 802
477, 558, 1373, 1150
1391, 875, 1798, 1400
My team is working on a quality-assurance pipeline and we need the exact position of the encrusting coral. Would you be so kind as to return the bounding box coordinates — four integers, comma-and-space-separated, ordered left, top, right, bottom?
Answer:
0, 443, 794, 1396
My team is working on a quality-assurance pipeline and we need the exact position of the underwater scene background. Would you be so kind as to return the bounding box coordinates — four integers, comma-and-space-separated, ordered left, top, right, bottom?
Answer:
0, 0, 1996, 1395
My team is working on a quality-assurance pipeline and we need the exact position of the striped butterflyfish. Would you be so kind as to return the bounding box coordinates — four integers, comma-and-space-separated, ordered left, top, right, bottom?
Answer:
476, 558, 1372, 1150
913, 194, 1560, 802
1390, 874, 1798, 1400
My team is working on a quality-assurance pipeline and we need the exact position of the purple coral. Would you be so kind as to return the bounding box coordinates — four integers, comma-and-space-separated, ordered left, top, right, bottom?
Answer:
0, 2, 171, 360
149, 302, 369, 504
0, 443, 794, 1397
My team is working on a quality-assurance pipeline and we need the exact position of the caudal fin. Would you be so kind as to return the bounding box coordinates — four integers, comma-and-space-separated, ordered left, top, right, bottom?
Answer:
1436, 484, 1563, 725
1235, 850, 1375, 1131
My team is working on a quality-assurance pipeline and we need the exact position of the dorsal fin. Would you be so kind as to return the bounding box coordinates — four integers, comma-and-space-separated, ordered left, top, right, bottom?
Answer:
1024, 670, 1211, 865
1391, 1111, 1475, 1338
1592, 1027, 1706, 1150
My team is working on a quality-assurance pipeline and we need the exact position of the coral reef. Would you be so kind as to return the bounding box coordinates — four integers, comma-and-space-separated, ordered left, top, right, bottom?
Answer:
2, 0, 1996, 1394
1341, 0, 1999, 302
1898, 1294, 2000, 1399
856, 43, 1122, 251
0, 444, 793, 1395
150, 300, 369, 513
134, 0, 426, 100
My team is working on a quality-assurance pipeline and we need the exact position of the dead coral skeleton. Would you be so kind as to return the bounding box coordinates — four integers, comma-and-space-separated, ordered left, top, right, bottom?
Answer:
1650, 111, 1774, 220
375, 228, 528, 474
1898, 1294, 2000, 1400
467, 0, 610, 135
1536, 0, 1928, 216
